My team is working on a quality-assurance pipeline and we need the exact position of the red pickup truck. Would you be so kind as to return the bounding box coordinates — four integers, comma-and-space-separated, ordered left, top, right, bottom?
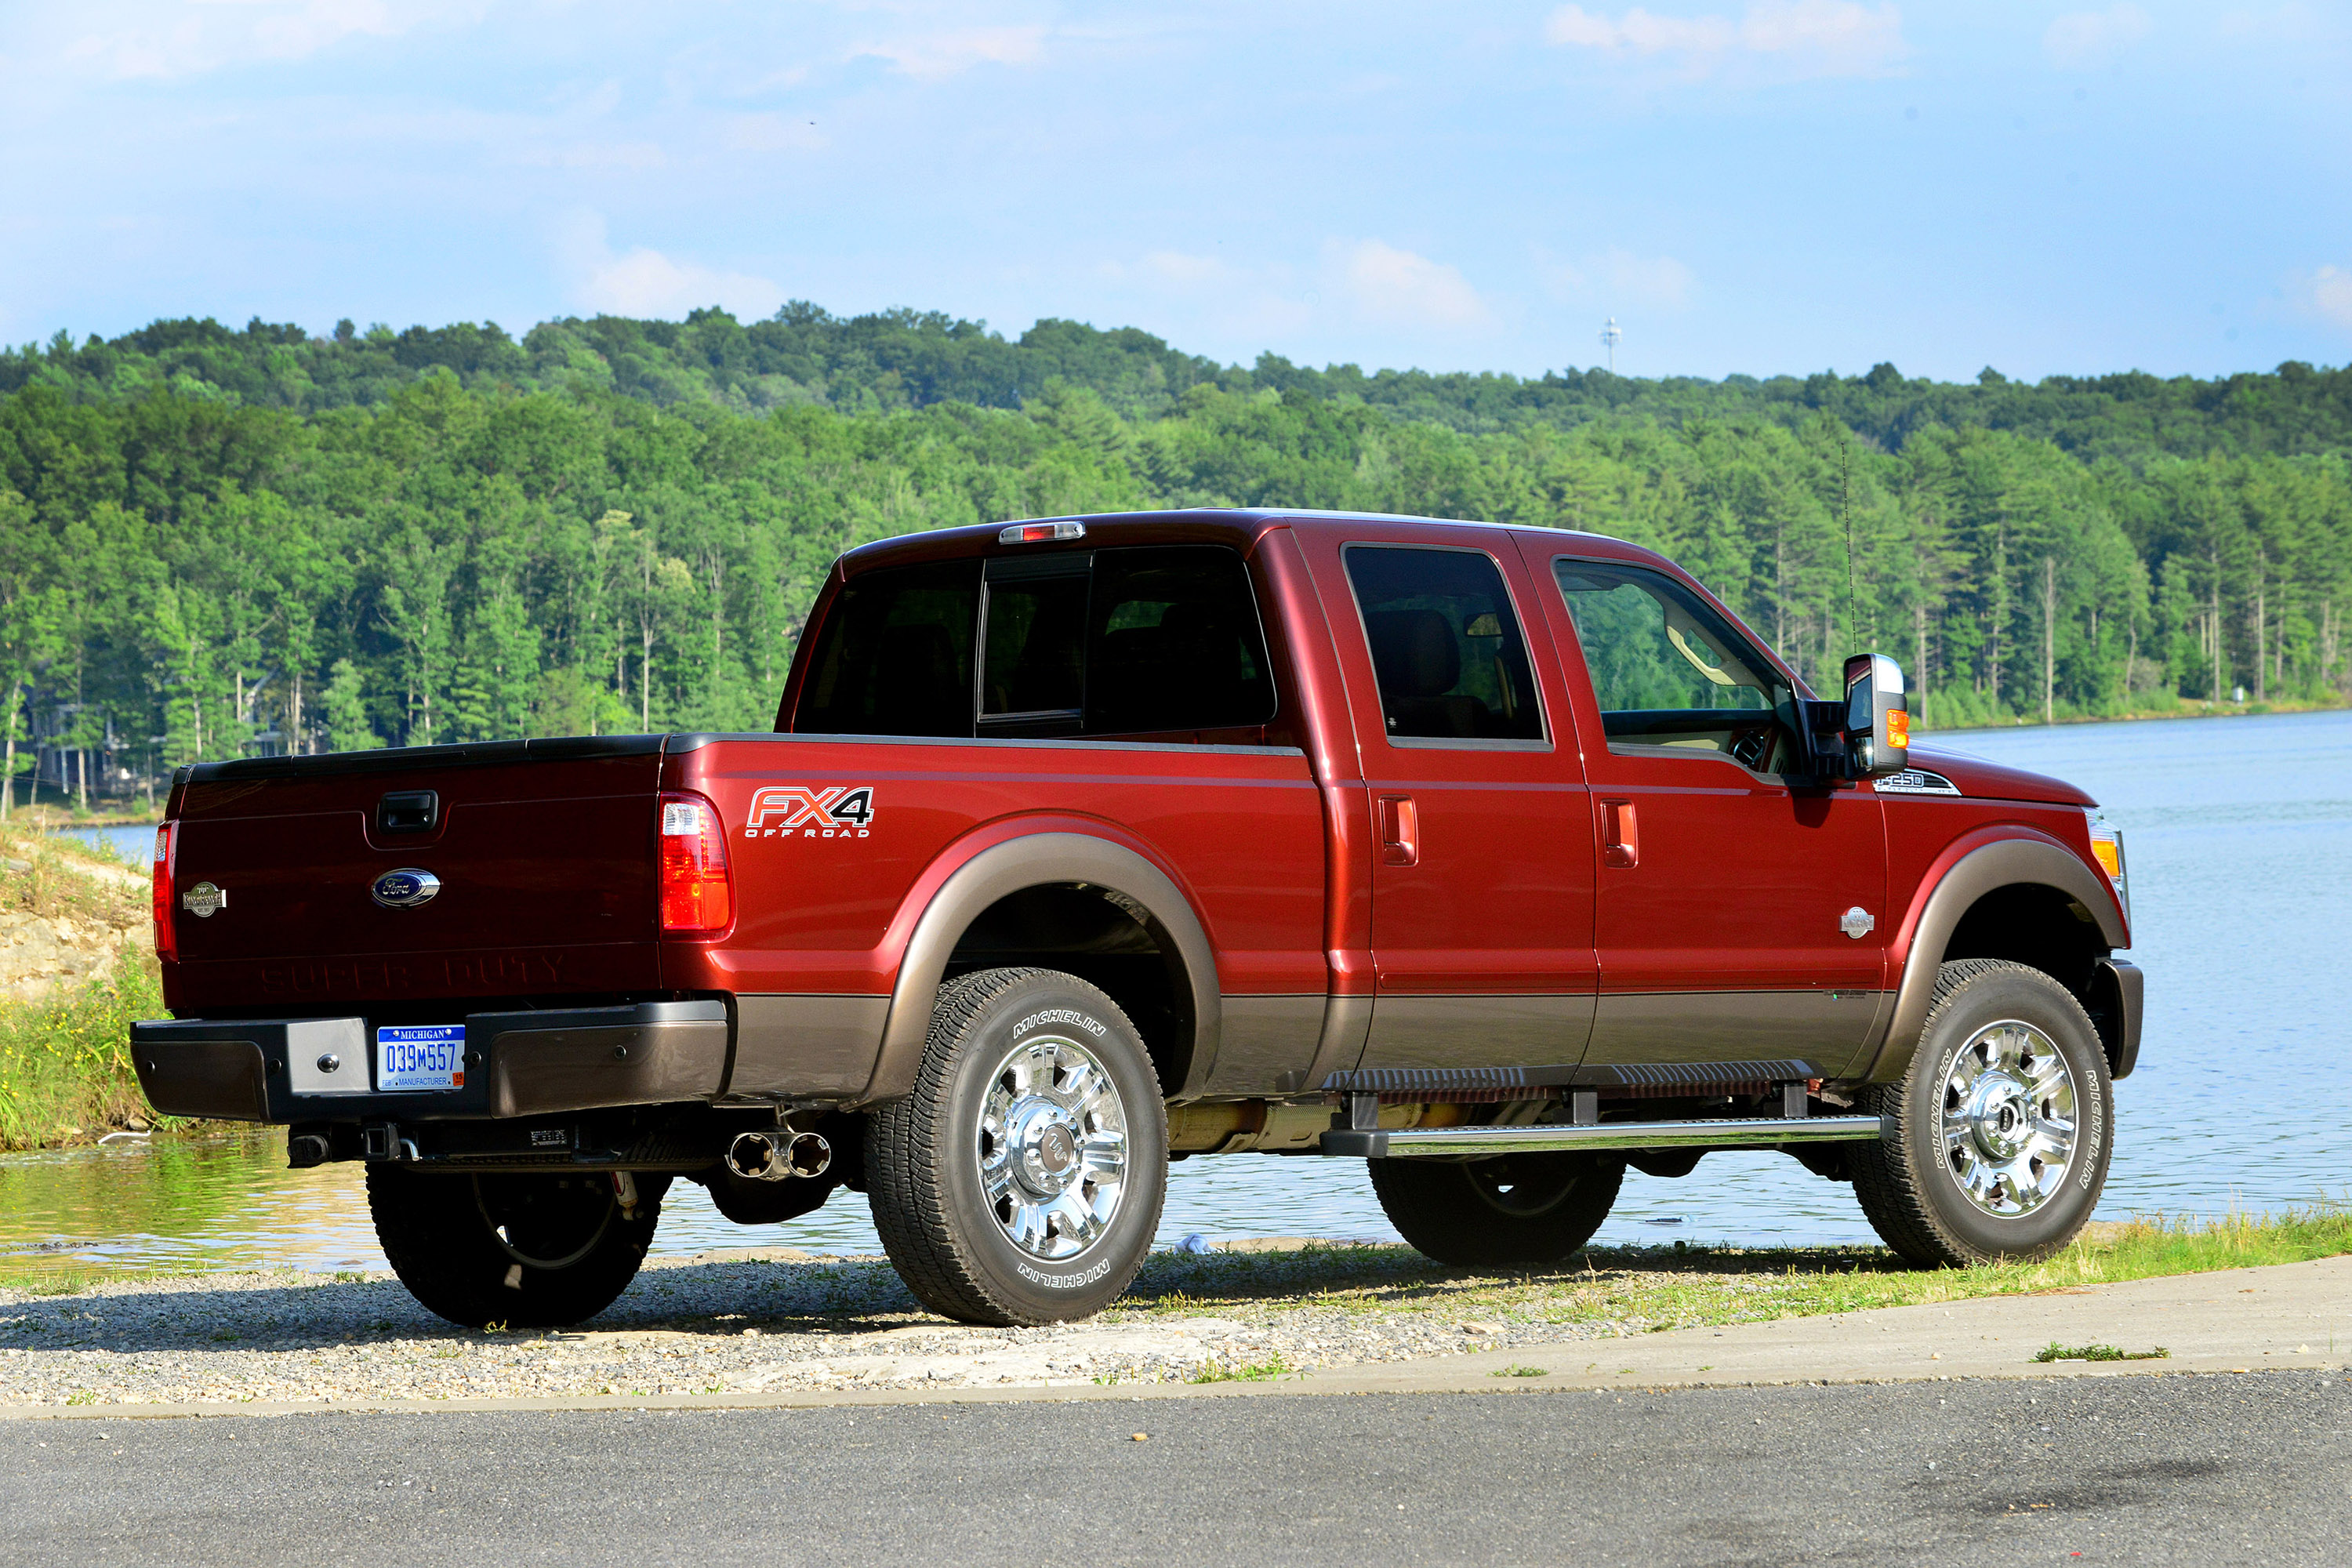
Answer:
133, 509, 2140, 1330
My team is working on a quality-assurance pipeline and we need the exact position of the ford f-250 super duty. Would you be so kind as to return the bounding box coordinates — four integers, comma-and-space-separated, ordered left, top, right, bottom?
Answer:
132, 510, 2140, 1329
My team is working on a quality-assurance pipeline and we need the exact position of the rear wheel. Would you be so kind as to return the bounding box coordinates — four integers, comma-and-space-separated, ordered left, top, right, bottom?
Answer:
368, 1166, 667, 1328
866, 967, 1168, 1326
1371, 1150, 1623, 1269
1851, 959, 2113, 1267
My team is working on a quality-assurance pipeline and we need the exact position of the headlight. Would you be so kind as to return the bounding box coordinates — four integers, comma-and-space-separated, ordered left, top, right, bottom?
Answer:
2088, 813, 2129, 927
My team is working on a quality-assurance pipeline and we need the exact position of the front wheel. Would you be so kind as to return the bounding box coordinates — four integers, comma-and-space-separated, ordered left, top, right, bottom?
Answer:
1851, 959, 2114, 1267
368, 1166, 667, 1328
1371, 1150, 1623, 1269
866, 967, 1168, 1326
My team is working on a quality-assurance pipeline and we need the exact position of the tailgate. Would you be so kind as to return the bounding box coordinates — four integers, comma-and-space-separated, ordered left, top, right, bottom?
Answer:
166, 738, 667, 1009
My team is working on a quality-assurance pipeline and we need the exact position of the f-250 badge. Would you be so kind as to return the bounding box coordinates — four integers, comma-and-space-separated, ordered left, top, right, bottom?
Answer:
745, 785, 877, 839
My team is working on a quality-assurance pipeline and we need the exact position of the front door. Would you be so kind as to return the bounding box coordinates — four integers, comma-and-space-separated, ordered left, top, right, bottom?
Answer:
1305, 531, 1598, 1076
1523, 548, 1889, 1079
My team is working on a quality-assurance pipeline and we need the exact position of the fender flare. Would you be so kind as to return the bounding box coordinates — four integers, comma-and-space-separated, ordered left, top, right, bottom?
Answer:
858, 831, 1223, 1104
1857, 830, 2127, 1083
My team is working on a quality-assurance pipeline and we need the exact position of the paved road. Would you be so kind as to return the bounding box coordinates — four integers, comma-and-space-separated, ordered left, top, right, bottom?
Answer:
6, 1372, 2348, 1566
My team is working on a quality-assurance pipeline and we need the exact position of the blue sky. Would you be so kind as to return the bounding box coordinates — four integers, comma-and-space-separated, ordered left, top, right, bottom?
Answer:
1, 1, 2345, 382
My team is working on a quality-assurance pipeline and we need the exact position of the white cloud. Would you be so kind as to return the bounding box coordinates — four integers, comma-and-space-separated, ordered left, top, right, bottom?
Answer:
1140, 250, 1240, 286
1104, 241, 1498, 344
1547, 5, 1736, 53
1544, 247, 1697, 310
2043, 4, 2151, 69
2299, 264, 2352, 330
723, 113, 829, 154
514, 140, 667, 170
557, 212, 782, 321
63, 0, 476, 81
1544, 1, 1907, 78
1333, 240, 1491, 330
855, 25, 1047, 82
2216, 4, 2339, 44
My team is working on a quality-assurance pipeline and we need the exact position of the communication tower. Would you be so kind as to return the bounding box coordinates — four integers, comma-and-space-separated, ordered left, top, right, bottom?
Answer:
1599, 317, 1622, 374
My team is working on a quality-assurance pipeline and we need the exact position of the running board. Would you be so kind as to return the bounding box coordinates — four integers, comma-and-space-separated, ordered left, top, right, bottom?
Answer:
1320, 1114, 1886, 1159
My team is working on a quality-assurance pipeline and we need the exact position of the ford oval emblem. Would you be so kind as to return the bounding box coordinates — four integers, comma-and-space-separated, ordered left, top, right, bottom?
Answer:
371, 869, 442, 909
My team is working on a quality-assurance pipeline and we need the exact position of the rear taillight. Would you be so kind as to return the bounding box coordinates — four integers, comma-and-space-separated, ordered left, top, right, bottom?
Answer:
659, 792, 732, 935
151, 821, 178, 963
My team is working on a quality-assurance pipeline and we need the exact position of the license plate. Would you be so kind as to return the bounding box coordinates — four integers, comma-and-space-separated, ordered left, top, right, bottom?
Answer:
376, 1024, 466, 1092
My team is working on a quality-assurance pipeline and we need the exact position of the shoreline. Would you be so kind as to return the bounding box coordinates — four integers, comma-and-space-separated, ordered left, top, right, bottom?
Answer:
2, 1214, 2343, 1412
1916, 693, 2347, 737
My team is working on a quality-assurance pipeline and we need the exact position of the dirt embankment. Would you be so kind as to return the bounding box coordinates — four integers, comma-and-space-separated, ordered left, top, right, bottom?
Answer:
0, 831, 151, 1002
0, 829, 160, 1149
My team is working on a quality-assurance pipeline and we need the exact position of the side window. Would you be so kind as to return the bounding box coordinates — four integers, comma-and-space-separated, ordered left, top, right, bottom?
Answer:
1551, 560, 1796, 766
1343, 546, 1542, 742
1085, 546, 1276, 734
797, 560, 979, 737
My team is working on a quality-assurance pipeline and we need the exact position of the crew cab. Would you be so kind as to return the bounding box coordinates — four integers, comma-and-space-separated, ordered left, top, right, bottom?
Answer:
132, 510, 2141, 1328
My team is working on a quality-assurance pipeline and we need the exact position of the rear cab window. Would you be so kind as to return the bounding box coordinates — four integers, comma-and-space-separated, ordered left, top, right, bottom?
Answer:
1549, 559, 1802, 773
1341, 545, 1544, 746
793, 544, 1278, 742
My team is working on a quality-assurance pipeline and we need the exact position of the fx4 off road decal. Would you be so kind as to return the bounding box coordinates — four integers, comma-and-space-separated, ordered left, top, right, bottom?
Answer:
744, 785, 877, 839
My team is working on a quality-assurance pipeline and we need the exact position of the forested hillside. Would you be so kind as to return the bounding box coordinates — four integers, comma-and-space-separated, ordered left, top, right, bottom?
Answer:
2, 306, 2347, 801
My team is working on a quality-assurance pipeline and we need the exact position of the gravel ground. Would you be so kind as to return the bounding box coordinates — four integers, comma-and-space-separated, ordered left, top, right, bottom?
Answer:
0, 1242, 1632, 1406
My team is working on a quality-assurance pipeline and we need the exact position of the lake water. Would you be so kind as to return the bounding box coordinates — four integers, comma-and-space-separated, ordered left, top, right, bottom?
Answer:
9, 708, 2348, 1278
53, 823, 157, 866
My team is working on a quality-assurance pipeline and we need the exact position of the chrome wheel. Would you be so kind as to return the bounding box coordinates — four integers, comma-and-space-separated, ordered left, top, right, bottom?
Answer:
976, 1033, 1130, 1261
1940, 1019, 2078, 1218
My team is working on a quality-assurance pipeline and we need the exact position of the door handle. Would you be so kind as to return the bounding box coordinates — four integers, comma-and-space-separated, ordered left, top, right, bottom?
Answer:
1602, 799, 1639, 869
1377, 793, 1419, 867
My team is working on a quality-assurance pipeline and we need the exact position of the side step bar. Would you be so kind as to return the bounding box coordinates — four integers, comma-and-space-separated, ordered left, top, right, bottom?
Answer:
1322, 1114, 1886, 1160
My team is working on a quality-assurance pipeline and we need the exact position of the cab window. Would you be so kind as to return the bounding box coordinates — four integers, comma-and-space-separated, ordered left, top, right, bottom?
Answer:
793, 546, 1276, 740
1552, 560, 1797, 771
796, 559, 980, 737
1343, 546, 1543, 743
1083, 546, 1275, 735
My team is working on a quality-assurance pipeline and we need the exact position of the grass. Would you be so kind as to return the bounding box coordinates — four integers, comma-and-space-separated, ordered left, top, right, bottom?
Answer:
0, 823, 168, 1152
1188, 1352, 1295, 1384
2033, 1341, 2169, 1363
0, 958, 168, 1152
1104, 1206, 2352, 1340
1492, 1363, 1551, 1377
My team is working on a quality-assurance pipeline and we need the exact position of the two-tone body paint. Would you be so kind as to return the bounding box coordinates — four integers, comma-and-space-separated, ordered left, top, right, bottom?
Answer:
151, 508, 2134, 1113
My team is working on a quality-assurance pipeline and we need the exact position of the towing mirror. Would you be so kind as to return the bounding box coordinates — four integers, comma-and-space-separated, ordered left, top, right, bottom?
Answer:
1842, 652, 1910, 777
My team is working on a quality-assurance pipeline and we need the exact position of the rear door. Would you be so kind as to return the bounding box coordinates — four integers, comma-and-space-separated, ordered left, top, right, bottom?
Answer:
1300, 526, 1597, 1076
1524, 547, 1889, 1079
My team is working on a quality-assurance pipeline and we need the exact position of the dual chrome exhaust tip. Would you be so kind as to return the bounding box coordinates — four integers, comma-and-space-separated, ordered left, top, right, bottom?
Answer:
727, 1128, 833, 1182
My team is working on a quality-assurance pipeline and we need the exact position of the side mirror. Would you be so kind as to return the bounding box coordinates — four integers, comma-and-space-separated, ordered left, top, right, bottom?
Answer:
1842, 652, 1910, 777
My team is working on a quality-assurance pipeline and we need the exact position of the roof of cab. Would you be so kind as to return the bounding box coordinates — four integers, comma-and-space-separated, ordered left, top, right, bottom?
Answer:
837, 508, 1632, 577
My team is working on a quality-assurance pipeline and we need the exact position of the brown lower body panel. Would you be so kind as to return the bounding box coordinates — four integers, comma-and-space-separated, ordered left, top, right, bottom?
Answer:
133, 1038, 270, 1122
725, 993, 891, 1100
1357, 993, 1596, 1075
1588, 989, 1888, 1080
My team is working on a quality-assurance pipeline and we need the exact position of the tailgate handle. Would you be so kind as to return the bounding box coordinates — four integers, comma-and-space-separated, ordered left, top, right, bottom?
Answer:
377, 790, 439, 835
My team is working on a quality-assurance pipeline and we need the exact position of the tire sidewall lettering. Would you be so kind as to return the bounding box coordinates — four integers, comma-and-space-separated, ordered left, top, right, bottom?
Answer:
1916, 974, 2110, 1249
943, 979, 1166, 1311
